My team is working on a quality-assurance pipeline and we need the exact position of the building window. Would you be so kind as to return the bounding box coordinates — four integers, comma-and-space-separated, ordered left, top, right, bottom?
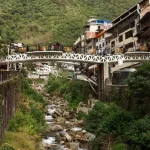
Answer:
111, 41, 115, 47
125, 30, 133, 39
119, 35, 123, 42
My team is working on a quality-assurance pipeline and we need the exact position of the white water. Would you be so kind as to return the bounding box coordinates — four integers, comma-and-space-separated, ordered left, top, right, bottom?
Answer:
71, 127, 82, 131
42, 104, 88, 150
42, 137, 56, 145
47, 104, 56, 115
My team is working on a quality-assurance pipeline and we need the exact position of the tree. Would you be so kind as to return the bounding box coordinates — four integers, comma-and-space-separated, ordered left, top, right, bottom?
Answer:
127, 62, 150, 116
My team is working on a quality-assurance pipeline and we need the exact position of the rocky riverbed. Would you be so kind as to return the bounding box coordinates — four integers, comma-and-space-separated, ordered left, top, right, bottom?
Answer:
33, 83, 96, 150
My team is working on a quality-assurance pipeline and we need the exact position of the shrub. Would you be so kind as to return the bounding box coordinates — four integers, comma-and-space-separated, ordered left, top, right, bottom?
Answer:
112, 143, 127, 150
85, 102, 133, 136
127, 62, 150, 116
0, 144, 15, 150
126, 116, 150, 149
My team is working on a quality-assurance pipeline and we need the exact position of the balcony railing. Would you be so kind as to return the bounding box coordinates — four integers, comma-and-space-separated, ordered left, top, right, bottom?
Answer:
0, 70, 20, 83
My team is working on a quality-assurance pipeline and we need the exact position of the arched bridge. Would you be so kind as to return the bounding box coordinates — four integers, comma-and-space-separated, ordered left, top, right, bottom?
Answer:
0, 51, 150, 64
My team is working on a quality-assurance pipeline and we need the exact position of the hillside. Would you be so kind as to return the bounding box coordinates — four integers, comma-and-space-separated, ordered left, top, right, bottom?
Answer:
0, 0, 139, 45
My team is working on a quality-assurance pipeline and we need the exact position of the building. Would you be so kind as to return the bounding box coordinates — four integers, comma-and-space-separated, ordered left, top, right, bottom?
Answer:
106, 5, 140, 54
94, 31, 112, 55
136, 0, 150, 51
74, 18, 112, 55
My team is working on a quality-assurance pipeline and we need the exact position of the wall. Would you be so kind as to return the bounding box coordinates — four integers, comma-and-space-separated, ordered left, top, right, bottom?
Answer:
0, 78, 21, 143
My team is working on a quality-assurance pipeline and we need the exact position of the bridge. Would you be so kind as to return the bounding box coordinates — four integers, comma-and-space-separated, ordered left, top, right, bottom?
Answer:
0, 51, 150, 64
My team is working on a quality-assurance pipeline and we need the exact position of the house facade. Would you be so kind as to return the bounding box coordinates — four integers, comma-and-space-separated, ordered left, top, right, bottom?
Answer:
105, 5, 140, 54
136, 0, 150, 51
74, 18, 112, 55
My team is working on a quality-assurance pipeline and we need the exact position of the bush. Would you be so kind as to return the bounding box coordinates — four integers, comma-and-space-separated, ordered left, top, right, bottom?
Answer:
127, 62, 150, 116
126, 116, 150, 150
8, 111, 37, 135
113, 143, 127, 150
46, 76, 93, 108
77, 111, 87, 120
85, 102, 133, 136
0, 144, 15, 150
22, 79, 44, 103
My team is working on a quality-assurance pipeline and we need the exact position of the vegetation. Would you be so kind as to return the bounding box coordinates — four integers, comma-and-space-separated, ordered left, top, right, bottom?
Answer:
84, 62, 150, 150
46, 75, 93, 107
127, 62, 150, 116
0, 79, 46, 149
0, 0, 139, 45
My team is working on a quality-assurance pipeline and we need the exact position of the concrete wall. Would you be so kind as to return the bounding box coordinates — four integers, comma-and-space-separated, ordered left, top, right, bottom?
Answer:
0, 79, 21, 143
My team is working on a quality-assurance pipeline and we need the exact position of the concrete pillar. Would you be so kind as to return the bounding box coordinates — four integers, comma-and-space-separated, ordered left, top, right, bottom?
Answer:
97, 64, 104, 100
104, 62, 109, 82
14, 63, 16, 71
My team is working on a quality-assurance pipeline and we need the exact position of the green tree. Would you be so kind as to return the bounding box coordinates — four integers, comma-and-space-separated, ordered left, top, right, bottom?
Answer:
127, 62, 150, 116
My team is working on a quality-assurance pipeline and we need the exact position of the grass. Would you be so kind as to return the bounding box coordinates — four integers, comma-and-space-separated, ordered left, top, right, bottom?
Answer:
1, 131, 37, 150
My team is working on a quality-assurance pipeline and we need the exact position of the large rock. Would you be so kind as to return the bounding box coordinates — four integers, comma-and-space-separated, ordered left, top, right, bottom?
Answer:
66, 142, 79, 150
56, 116, 66, 123
51, 125, 64, 132
59, 131, 72, 142
63, 111, 70, 119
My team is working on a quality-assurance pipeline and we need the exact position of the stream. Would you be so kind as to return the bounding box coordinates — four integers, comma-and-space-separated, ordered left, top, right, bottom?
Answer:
34, 83, 95, 150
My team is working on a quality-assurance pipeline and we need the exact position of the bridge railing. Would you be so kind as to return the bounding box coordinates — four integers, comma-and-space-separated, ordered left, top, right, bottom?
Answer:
0, 70, 20, 83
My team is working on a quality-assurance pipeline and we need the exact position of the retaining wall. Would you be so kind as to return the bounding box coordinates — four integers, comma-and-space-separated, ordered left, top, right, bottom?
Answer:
0, 78, 21, 143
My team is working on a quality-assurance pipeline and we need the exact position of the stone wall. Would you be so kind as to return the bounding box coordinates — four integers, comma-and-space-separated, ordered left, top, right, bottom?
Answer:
0, 78, 21, 143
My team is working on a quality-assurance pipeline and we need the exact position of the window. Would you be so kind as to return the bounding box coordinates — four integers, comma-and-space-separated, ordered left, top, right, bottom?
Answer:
119, 35, 123, 42
125, 30, 133, 39
111, 41, 115, 47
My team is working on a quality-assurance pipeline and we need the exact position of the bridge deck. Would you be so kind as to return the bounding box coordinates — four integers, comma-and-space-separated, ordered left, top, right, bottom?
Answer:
0, 52, 150, 64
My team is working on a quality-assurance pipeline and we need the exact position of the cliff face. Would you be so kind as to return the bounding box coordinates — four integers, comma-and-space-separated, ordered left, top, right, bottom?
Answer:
0, 0, 139, 45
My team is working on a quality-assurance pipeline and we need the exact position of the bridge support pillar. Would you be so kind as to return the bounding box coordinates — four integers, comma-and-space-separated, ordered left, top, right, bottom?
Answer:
97, 64, 104, 101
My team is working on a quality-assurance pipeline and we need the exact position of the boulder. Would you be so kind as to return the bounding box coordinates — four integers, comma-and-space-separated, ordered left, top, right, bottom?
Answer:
59, 131, 72, 142
66, 142, 79, 150
63, 111, 70, 119
56, 117, 66, 123
51, 125, 64, 132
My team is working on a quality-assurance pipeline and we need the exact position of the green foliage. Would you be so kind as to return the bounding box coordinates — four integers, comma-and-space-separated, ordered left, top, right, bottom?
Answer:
8, 111, 37, 135
112, 143, 127, 150
46, 75, 92, 107
0, 0, 139, 45
85, 102, 132, 135
77, 111, 87, 120
85, 101, 150, 150
126, 116, 150, 150
8, 79, 46, 136
127, 62, 150, 116
46, 75, 68, 94
0, 143, 15, 150
21, 68, 28, 78
22, 79, 44, 103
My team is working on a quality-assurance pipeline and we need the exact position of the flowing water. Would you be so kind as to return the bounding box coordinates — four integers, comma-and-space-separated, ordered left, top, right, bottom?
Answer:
41, 104, 87, 150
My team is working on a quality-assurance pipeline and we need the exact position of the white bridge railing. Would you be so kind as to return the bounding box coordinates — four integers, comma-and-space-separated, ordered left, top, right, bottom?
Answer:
0, 51, 150, 64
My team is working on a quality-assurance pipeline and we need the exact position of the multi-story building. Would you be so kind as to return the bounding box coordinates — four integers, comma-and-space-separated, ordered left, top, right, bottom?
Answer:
136, 0, 150, 51
74, 18, 112, 55
106, 5, 140, 54
95, 31, 112, 55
